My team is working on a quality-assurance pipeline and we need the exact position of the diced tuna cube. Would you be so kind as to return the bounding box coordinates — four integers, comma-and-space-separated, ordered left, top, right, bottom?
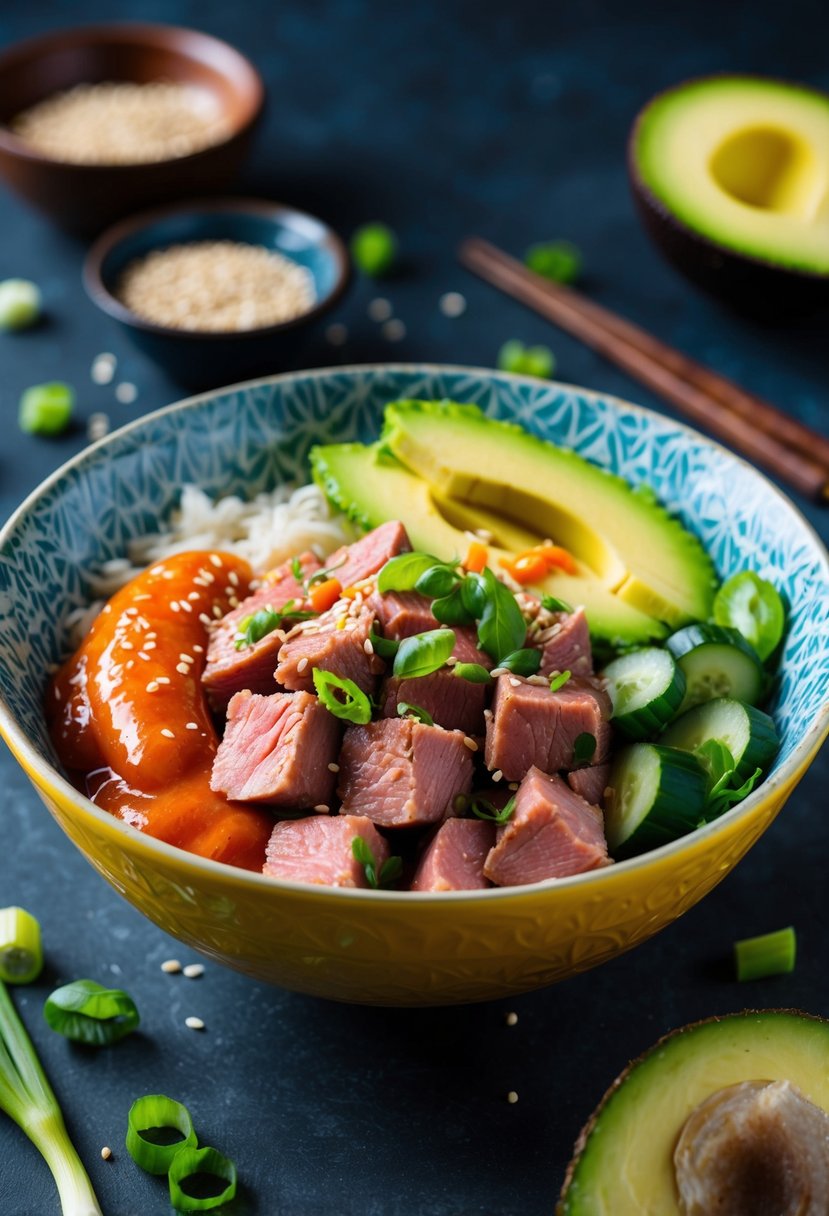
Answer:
410, 819, 495, 891
210, 690, 340, 808
202, 552, 320, 709
484, 675, 612, 780
263, 815, 389, 887
275, 603, 384, 694
567, 762, 611, 806
326, 521, 411, 589
338, 718, 473, 828
367, 590, 437, 639
379, 626, 492, 735
484, 767, 610, 886
537, 607, 594, 678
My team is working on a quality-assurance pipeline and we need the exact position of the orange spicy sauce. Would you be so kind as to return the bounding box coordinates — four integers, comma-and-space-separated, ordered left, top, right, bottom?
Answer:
47, 551, 273, 871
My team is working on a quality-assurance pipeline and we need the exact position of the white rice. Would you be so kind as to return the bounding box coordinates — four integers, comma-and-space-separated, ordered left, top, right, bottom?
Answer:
65, 482, 353, 647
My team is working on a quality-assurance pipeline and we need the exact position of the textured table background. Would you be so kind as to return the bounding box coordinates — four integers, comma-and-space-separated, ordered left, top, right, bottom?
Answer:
1, 1, 827, 1213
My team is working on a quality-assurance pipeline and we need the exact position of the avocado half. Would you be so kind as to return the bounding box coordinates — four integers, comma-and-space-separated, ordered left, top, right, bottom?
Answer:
558, 1009, 829, 1215
629, 75, 829, 313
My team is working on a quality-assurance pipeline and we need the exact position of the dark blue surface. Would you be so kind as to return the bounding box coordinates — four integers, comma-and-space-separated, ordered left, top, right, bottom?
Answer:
1, 2, 827, 1214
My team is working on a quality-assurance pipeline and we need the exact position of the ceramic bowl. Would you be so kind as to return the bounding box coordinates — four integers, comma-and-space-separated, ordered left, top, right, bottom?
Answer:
1, 366, 827, 1007
84, 197, 351, 387
0, 23, 264, 236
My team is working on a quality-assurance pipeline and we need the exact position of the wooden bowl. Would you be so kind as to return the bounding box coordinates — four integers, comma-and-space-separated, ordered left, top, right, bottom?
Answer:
0, 23, 264, 236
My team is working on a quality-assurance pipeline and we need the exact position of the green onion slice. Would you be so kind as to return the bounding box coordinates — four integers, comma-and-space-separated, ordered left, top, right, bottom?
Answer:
396, 701, 434, 725
43, 979, 139, 1046
312, 668, 372, 724
393, 628, 456, 679
548, 669, 571, 692
126, 1094, 198, 1175
168, 1145, 237, 1212
18, 381, 74, 436
0, 907, 43, 984
734, 927, 796, 982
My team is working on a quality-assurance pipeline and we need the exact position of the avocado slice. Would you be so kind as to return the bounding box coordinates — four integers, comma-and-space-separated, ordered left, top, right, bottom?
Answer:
630, 76, 829, 309
559, 1010, 829, 1216
310, 440, 665, 645
380, 400, 715, 626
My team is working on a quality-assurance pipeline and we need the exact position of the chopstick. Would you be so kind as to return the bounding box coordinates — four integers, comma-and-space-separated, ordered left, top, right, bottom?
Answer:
458, 237, 829, 502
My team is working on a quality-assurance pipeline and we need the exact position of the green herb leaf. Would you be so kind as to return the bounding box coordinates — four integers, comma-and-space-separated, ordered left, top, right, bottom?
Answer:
415, 564, 459, 598
312, 668, 372, 724
396, 701, 434, 726
432, 584, 475, 626
541, 594, 574, 614
697, 739, 736, 787
351, 837, 402, 888
369, 630, 400, 658
351, 222, 398, 277
18, 382, 74, 436
377, 551, 443, 593
524, 239, 582, 285
234, 600, 316, 650
470, 795, 517, 824
499, 648, 542, 676
460, 572, 488, 616
304, 555, 347, 591
453, 662, 492, 684
393, 628, 456, 679
291, 556, 303, 581
477, 569, 526, 664
379, 856, 404, 886
548, 669, 572, 692
573, 732, 597, 765
43, 979, 139, 1046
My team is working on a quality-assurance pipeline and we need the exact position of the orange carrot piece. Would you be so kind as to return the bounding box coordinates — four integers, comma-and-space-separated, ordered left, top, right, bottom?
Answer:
463, 541, 489, 573
309, 577, 343, 612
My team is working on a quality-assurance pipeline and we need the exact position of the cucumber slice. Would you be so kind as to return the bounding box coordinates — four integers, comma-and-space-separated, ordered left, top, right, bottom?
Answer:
603, 648, 686, 740
604, 744, 708, 860
666, 623, 763, 711
660, 697, 779, 784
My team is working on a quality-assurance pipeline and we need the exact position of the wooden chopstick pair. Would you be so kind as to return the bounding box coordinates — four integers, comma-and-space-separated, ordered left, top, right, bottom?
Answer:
458, 237, 829, 502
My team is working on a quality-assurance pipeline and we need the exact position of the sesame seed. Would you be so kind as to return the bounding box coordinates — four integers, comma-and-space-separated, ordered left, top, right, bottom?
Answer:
188, 591, 200, 601
382, 318, 406, 342
505, 1012, 519, 1026
363, 638, 374, 656
185, 1016, 205, 1031
296, 657, 309, 673
325, 322, 348, 345
160, 728, 175, 739
125, 607, 138, 617
180, 600, 193, 613
228, 595, 239, 608
446, 655, 458, 666
170, 601, 180, 613
161, 959, 182, 973
463, 737, 478, 751
146, 681, 160, 692
201, 569, 216, 583
144, 641, 157, 650
91, 352, 116, 384
314, 804, 329, 813
136, 616, 150, 629
491, 667, 508, 678
87, 412, 110, 442
162, 570, 174, 580
134, 594, 151, 602
509, 677, 521, 687
192, 644, 204, 654
100, 1146, 112, 1161
115, 381, 138, 404
507, 1091, 519, 1104
228, 571, 239, 587
183, 963, 204, 979
145, 630, 157, 638
492, 770, 503, 782
209, 555, 223, 568
179, 653, 193, 663
368, 297, 393, 321
327, 762, 340, 773
212, 605, 223, 618
176, 663, 190, 675
193, 577, 208, 587
126, 660, 134, 670
508, 782, 519, 791
199, 613, 212, 626
157, 676, 171, 685
185, 722, 199, 730
439, 291, 467, 317
120, 641, 134, 650
149, 565, 163, 575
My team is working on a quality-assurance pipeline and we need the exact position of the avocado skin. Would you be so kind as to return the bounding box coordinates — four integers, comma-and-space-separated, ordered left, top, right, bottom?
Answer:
557, 1008, 829, 1215
628, 76, 829, 317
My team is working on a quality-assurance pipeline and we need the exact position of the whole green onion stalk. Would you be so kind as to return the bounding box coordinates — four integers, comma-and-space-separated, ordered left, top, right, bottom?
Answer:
0, 979, 102, 1215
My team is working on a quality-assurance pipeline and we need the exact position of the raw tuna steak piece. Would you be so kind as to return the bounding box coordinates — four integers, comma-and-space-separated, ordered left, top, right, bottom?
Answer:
484, 767, 610, 886
276, 602, 384, 694
211, 690, 340, 808
379, 627, 492, 735
567, 762, 611, 806
368, 590, 437, 639
410, 818, 495, 891
202, 551, 320, 709
338, 717, 473, 828
537, 607, 594, 678
485, 675, 611, 780
327, 520, 411, 589
263, 814, 390, 887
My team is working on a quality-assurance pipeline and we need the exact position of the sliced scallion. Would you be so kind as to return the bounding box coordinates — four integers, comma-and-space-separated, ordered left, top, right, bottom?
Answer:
168, 1145, 237, 1212
43, 979, 139, 1047
734, 927, 796, 982
0, 906, 43, 984
396, 702, 434, 726
312, 668, 372, 724
126, 1094, 198, 1175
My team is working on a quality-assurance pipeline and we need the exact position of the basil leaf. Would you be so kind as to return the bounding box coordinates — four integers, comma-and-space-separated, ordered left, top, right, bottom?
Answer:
697, 739, 736, 788
453, 662, 492, 684
548, 669, 571, 692
573, 732, 597, 765
432, 585, 475, 626
377, 552, 442, 593
499, 647, 542, 676
369, 630, 400, 658
378, 856, 404, 886
477, 569, 526, 664
706, 766, 763, 821
351, 837, 402, 889
415, 564, 459, 598
460, 572, 488, 617
290, 556, 303, 581
397, 701, 434, 726
234, 600, 316, 650
541, 594, 574, 614
393, 628, 456, 679
312, 668, 372, 724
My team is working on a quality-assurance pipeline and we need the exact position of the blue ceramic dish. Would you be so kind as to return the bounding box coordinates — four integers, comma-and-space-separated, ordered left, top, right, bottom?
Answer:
0, 366, 827, 1003
84, 198, 351, 387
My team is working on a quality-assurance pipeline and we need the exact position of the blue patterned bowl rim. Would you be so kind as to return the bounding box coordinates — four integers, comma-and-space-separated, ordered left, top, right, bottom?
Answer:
1, 363, 827, 901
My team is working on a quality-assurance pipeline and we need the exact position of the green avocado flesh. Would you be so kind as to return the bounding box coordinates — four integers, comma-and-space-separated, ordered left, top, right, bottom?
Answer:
633, 76, 829, 274
559, 1011, 829, 1216
311, 400, 715, 646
